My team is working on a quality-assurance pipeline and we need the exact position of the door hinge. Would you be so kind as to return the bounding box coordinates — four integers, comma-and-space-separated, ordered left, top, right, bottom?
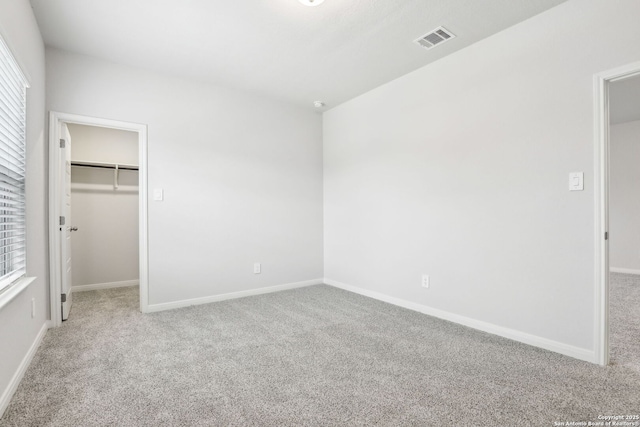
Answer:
60, 138, 66, 148
59, 216, 65, 226
61, 293, 67, 303
605, 231, 609, 240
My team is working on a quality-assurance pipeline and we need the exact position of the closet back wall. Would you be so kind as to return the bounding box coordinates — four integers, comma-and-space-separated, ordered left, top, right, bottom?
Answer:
609, 119, 640, 273
68, 124, 139, 289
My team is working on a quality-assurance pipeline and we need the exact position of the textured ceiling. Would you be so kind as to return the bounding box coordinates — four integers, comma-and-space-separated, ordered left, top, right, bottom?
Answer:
610, 74, 640, 125
30, 0, 567, 110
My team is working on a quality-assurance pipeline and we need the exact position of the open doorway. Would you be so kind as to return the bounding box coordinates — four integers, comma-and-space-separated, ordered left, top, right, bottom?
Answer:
607, 74, 640, 369
49, 112, 148, 327
67, 124, 139, 298
594, 62, 640, 366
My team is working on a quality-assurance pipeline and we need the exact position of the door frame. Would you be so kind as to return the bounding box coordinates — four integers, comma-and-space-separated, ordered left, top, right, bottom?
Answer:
593, 61, 640, 366
48, 112, 149, 326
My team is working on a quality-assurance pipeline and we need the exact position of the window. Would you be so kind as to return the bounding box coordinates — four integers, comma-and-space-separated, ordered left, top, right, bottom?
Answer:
0, 35, 29, 294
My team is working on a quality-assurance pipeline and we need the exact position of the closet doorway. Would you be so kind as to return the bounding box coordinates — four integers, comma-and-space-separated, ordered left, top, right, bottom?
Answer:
594, 61, 640, 365
49, 112, 148, 327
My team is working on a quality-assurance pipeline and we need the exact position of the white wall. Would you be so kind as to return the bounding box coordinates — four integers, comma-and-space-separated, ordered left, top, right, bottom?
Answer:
0, 0, 47, 415
323, 0, 640, 356
609, 120, 640, 273
68, 124, 139, 288
46, 48, 324, 306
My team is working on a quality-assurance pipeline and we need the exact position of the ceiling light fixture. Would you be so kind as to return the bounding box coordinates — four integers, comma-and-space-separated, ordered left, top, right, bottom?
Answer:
298, 0, 325, 6
314, 101, 325, 108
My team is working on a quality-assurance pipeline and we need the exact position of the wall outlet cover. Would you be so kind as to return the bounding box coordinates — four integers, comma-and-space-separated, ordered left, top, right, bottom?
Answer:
422, 275, 429, 288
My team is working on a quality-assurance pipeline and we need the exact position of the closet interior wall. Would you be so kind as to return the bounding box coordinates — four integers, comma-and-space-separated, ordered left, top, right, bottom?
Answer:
609, 119, 640, 273
67, 124, 139, 290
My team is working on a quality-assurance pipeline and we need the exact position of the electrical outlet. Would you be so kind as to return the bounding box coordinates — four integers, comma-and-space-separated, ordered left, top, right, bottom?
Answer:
31, 298, 35, 318
422, 275, 429, 289
254, 263, 261, 274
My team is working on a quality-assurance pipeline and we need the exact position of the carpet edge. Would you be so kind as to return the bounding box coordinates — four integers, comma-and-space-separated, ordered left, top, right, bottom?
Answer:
146, 278, 324, 313
325, 278, 597, 364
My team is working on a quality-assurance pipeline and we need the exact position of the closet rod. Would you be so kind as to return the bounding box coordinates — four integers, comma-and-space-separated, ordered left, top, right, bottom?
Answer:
71, 161, 138, 171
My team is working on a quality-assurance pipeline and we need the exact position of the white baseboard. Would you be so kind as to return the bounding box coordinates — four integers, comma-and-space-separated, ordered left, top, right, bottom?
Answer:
324, 278, 596, 364
610, 267, 640, 275
146, 278, 324, 313
0, 321, 49, 418
72, 280, 139, 292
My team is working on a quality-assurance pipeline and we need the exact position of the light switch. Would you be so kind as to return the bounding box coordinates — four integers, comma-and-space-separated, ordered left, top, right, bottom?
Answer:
153, 188, 164, 201
569, 172, 584, 191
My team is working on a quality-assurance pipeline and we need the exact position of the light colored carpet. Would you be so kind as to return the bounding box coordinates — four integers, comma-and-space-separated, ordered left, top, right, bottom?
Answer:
610, 272, 640, 371
1, 281, 639, 426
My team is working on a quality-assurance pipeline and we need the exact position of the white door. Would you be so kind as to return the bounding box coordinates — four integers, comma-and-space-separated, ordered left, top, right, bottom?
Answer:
60, 123, 73, 320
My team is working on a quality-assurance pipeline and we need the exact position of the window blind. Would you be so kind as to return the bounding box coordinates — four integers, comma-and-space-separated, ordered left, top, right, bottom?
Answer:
0, 35, 28, 293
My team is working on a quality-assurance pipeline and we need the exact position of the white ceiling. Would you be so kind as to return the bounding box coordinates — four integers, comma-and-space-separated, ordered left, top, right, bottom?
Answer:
30, 0, 568, 110
610, 73, 640, 125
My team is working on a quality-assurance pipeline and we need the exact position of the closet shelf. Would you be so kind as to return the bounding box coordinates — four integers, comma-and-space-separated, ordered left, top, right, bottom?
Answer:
70, 160, 138, 171
71, 160, 138, 190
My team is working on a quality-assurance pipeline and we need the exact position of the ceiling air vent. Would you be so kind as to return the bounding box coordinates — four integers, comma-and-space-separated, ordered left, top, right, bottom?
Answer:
414, 26, 455, 50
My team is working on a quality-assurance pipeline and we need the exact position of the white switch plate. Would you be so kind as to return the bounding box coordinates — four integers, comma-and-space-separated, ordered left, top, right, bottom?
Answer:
254, 263, 261, 274
153, 188, 164, 201
569, 172, 584, 191
31, 298, 35, 318
422, 275, 429, 289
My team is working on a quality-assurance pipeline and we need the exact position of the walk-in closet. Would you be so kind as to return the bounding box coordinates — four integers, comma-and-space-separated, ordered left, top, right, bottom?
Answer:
67, 124, 139, 296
